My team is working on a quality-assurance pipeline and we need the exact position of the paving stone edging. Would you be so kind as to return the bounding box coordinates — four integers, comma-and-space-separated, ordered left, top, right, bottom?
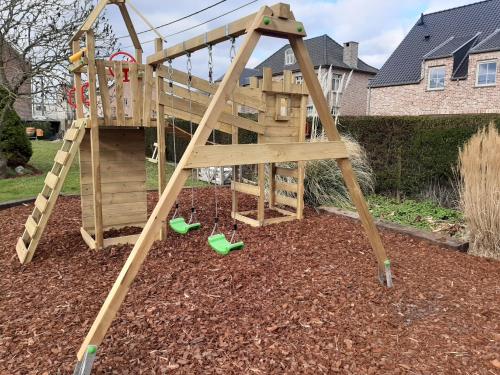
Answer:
319, 206, 469, 252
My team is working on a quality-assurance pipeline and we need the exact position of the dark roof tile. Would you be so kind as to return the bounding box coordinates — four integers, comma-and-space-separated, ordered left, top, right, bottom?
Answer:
370, 0, 500, 87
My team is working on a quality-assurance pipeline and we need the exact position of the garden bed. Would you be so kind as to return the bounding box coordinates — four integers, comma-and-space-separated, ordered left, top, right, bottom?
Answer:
0, 189, 498, 374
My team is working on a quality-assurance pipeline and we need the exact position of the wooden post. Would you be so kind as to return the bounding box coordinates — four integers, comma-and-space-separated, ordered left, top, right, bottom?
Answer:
72, 41, 84, 119
296, 95, 307, 219
86, 31, 104, 249
76, 8, 269, 361
289, 37, 388, 272
155, 38, 166, 240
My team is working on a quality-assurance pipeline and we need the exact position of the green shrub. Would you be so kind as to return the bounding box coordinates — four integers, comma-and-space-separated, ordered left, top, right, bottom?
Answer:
0, 106, 32, 166
336, 114, 500, 197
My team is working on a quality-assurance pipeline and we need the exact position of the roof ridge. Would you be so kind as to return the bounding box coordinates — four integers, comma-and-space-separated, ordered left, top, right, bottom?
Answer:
423, 0, 497, 17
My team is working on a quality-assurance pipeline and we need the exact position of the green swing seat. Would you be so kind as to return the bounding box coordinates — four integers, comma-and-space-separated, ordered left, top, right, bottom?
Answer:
208, 233, 244, 256
169, 217, 201, 234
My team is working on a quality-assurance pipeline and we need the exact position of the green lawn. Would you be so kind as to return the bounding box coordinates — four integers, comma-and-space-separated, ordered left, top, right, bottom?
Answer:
0, 140, 204, 203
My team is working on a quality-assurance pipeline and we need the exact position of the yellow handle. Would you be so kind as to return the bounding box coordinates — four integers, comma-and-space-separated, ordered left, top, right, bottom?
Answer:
69, 48, 87, 63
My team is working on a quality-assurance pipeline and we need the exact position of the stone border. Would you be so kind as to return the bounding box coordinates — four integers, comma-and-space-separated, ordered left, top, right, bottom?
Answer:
319, 206, 469, 252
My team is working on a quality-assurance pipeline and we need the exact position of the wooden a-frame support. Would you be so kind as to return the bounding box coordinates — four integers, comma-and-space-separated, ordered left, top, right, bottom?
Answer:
73, 3, 391, 365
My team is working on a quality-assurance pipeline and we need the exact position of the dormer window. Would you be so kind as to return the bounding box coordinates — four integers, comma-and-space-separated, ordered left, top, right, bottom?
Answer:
284, 48, 296, 65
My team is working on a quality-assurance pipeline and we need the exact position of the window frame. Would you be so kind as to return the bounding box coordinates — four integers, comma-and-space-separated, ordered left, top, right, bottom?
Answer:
332, 74, 342, 93
295, 74, 303, 84
284, 48, 296, 65
475, 59, 497, 87
427, 65, 446, 91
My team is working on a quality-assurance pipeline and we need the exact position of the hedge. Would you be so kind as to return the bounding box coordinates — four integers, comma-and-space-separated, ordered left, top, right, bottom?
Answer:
338, 114, 500, 196
0, 105, 32, 166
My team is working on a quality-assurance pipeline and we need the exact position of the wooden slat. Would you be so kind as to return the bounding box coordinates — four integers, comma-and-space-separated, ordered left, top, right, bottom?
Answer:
275, 181, 298, 193
44, 172, 59, 190
25, 216, 38, 238
64, 128, 79, 141
54, 150, 69, 165
274, 193, 298, 208
232, 212, 261, 227
142, 64, 154, 126
186, 141, 348, 168
275, 166, 298, 178
34, 194, 48, 213
96, 60, 112, 124
231, 181, 260, 196
129, 63, 141, 124
263, 215, 297, 225
115, 62, 125, 125
16, 238, 28, 263
103, 234, 140, 248
69, 0, 107, 43
157, 66, 266, 112
80, 227, 96, 250
160, 93, 263, 135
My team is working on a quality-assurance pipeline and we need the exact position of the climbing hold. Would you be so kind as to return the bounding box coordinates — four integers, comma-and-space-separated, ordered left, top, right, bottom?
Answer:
87, 345, 97, 354
263, 16, 271, 25
297, 23, 304, 32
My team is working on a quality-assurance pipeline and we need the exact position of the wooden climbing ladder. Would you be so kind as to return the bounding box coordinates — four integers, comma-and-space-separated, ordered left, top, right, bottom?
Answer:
16, 118, 88, 264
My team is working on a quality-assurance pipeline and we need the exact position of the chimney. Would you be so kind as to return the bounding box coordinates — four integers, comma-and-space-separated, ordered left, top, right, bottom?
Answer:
343, 41, 359, 68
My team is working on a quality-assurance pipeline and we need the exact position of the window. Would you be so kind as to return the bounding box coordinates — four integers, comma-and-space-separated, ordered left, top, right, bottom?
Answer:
428, 66, 445, 90
476, 60, 497, 86
295, 75, 303, 84
307, 105, 314, 116
332, 74, 342, 93
284, 48, 296, 65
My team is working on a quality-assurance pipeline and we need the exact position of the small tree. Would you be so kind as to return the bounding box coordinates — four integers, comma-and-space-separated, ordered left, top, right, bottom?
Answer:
0, 102, 32, 166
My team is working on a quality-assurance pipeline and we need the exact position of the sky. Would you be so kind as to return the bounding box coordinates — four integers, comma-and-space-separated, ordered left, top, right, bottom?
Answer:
103, 0, 478, 78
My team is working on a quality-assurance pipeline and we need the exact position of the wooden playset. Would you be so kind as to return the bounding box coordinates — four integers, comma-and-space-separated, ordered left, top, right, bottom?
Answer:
13, 1, 392, 372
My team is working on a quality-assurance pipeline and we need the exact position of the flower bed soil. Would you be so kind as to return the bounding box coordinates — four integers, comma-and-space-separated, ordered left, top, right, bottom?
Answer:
0, 188, 498, 374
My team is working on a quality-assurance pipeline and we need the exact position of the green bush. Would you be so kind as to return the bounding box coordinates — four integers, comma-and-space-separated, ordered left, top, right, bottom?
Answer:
337, 114, 500, 197
0, 106, 32, 166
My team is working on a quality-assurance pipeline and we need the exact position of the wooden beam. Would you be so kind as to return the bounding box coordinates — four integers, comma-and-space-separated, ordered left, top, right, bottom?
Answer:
76, 8, 267, 361
96, 60, 112, 124
231, 181, 260, 196
155, 38, 166, 241
69, 0, 109, 44
185, 141, 348, 168
159, 93, 263, 135
86, 31, 104, 249
289, 36, 389, 273
256, 16, 306, 38
157, 66, 265, 111
117, 2, 142, 51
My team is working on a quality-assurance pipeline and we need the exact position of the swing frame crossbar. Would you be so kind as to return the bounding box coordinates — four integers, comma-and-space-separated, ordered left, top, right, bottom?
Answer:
61, 1, 393, 369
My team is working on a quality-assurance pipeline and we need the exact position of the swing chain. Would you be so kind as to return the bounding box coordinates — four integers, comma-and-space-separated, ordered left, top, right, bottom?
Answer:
186, 53, 197, 222
229, 37, 236, 62
207, 45, 214, 85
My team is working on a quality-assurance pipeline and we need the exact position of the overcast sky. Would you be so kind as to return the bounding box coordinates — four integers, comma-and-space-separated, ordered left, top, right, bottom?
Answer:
105, 0, 477, 77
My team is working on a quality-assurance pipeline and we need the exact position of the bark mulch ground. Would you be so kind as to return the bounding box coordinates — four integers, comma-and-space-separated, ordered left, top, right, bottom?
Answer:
0, 188, 498, 374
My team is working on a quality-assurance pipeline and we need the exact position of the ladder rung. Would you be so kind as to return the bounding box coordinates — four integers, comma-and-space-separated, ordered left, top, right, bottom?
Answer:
44, 172, 59, 190
54, 150, 69, 165
16, 238, 28, 263
275, 167, 298, 178
64, 128, 79, 141
25, 216, 38, 238
34, 194, 48, 213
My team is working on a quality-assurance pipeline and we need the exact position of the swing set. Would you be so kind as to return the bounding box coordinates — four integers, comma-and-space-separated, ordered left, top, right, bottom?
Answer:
13, 1, 392, 372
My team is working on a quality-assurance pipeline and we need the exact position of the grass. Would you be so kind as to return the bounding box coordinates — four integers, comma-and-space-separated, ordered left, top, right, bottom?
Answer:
0, 140, 205, 203
366, 195, 463, 232
459, 123, 499, 259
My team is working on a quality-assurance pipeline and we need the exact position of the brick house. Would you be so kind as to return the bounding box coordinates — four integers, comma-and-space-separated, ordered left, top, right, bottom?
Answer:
0, 36, 32, 120
369, 0, 500, 116
250, 35, 378, 116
